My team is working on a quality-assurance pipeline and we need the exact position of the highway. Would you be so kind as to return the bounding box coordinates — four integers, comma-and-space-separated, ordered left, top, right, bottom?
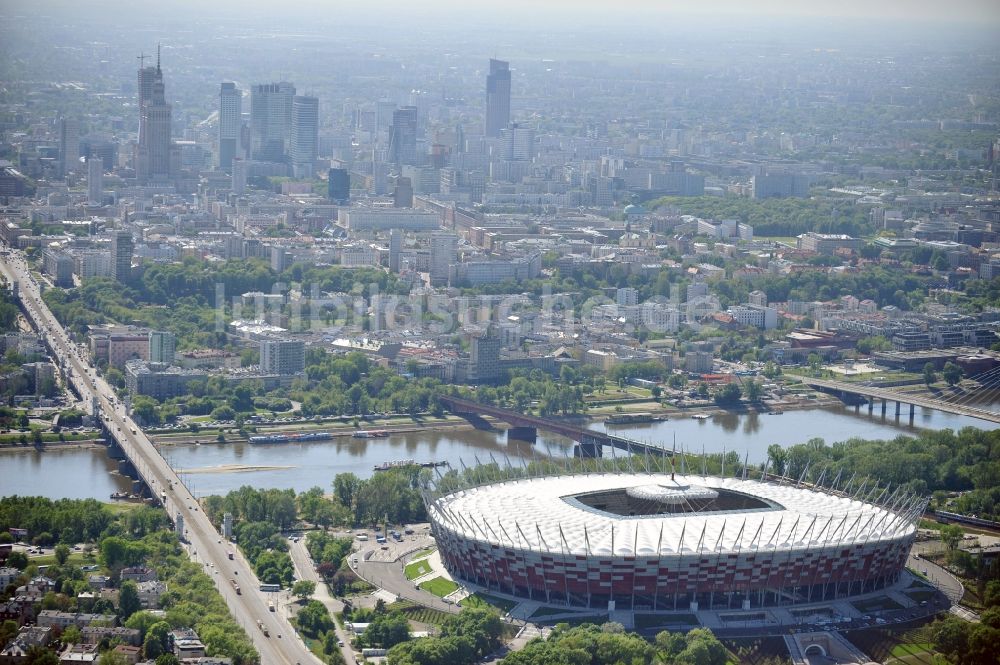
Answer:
0, 249, 318, 665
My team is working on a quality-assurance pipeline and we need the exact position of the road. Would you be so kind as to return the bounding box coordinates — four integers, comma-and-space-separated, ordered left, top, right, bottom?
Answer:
0, 248, 318, 665
287, 538, 357, 665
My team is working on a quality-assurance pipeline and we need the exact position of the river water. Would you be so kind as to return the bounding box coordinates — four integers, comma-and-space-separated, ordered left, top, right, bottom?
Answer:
1, 404, 996, 500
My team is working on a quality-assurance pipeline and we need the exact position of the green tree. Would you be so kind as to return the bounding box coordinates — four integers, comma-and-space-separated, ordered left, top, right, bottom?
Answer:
942, 362, 963, 387
292, 580, 316, 601
713, 383, 742, 406
96, 652, 129, 665
61, 625, 82, 644
118, 580, 141, 621
7, 551, 28, 570
923, 362, 937, 386
940, 524, 964, 551
54, 543, 70, 565
24, 646, 59, 665
143, 621, 171, 660
743, 380, 762, 403
154, 656, 180, 665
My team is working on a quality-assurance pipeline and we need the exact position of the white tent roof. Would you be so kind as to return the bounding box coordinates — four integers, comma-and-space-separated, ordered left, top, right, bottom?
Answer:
429, 473, 914, 557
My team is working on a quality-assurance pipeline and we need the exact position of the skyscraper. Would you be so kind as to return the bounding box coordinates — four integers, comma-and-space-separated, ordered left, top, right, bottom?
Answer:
136, 48, 172, 182
328, 168, 350, 203
58, 118, 79, 178
500, 123, 535, 161
250, 82, 296, 163
111, 230, 133, 284
87, 156, 103, 204
429, 232, 457, 286
259, 339, 305, 376
149, 331, 176, 364
485, 59, 511, 138
232, 157, 247, 195
389, 106, 418, 166
218, 82, 242, 170
290, 95, 319, 178
389, 229, 402, 273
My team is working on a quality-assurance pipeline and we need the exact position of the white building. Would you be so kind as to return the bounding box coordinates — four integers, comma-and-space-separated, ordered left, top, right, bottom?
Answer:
340, 210, 440, 232
728, 304, 778, 330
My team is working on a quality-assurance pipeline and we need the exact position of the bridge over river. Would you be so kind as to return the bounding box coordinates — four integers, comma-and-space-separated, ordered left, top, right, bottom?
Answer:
801, 377, 1000, 424
439, 394, 672, 457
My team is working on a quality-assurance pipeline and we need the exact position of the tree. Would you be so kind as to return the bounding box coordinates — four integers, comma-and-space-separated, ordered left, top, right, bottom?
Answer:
923, 362, 937, 386
362, 611, 410, 649
154, 656, 180, 665
713, 383, 742, 407
96, 652, 129, 665
24, 646, 59, 665
767, 444, 787, 476
7, 551, 28, 570
942, 362, 963, 387
292, 580, 316, 601
54, 543, 70, 565
743, 380, 762, 403
295, 600, 333, 637
143, 621, 171, 660
118, 580, 141, 621
940, 524, 964, 551
61, 625, 82, 644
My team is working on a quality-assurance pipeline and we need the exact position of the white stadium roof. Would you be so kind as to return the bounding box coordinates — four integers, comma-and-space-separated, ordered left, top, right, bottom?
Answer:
428, 473, 918, 557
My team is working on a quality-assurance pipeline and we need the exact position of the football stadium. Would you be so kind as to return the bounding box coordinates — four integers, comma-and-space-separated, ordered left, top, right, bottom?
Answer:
426, 469, 925, 610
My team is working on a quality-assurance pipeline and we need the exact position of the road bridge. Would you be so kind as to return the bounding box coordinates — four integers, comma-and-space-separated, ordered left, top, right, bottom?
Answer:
439, 394, 671, 458
801, 377, 1000, 424
0, 250, 319, 665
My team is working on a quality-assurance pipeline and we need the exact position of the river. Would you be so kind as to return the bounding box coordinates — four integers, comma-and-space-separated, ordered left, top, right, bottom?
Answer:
1, 404, 996, 500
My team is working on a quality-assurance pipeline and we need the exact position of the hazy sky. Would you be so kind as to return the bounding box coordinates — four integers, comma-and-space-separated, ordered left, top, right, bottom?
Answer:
5, 0, 1000, 25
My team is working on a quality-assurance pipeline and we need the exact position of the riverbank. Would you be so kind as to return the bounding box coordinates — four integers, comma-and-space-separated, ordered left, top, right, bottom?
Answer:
0, 438, 105, 452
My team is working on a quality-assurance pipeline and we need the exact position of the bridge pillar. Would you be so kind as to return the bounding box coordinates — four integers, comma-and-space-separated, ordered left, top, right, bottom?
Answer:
575, 441, 603, 458
910, 403, 915, 418
107, 439, 125, 459
868, 400, 873, 414
881, 399, 887, 415
895, 401, 901, 416
118, 459, 135, 477
507, 426, 537, 443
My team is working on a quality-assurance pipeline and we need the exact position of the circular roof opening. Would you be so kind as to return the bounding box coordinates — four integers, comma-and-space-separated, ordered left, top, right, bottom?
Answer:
626, 483, 719, 504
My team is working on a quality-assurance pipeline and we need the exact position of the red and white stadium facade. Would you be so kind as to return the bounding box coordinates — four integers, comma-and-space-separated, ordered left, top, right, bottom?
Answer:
427, 473, 925, 610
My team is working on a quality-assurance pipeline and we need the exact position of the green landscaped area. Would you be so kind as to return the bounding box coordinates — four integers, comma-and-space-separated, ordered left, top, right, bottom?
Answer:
887, 643, 949, 665
460, 592, 518, 613
404, 558, 433, 580
418, 576, 460, 597
388, 600, 454, 626
853, 596, 905, 612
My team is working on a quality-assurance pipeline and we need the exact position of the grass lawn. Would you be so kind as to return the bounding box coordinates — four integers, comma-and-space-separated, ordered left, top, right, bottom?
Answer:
31, 552, 92, 567
389, 600, 454, 626
418, 577, 460, 597
404, 558, 433, 580
460, 593, 518, 613
410, 547, 436, 560
887, 643, 948, 665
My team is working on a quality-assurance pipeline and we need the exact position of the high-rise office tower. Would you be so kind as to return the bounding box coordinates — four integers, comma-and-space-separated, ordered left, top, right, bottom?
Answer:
111, 230, 133, 283
250, 82, 295, 163
87, 157, 103, 204
389, 106, 418, 166
500, 123, 535, 161
232, 157, 247, 195
136, 48, 172, 182
259, 339, 305, 376
328, 168, 350, 203
149, 331, 176, 364
290, 95, 319, 178
389, 229, 402, 273
376, 100, 396, 136
429, 232, 457, 286
58, 118, 79, 178
218, 82, 242, 170
485, 59, 511, 138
